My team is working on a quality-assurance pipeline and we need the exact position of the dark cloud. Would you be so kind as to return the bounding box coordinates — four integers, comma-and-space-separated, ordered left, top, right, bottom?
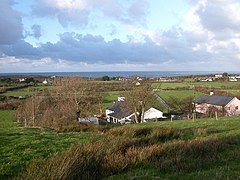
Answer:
31, 25, 42, 39
0, 40, 40, 59
0, 0, 23, 44
25, 25, 42, 39
0, 30, 212, 66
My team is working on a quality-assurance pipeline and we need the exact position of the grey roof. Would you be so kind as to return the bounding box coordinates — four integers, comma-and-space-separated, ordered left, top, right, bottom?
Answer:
79, 117, 98, 124
107, 101, 132, 119
196, 95, 235, 106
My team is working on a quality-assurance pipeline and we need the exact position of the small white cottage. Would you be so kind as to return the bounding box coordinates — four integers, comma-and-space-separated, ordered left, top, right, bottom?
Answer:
143, 107, 166, 122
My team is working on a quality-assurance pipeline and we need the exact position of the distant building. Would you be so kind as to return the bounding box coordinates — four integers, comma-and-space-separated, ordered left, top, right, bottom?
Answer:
229, 78, 237, 82
200, 77, 213, 82
19, 78, 26, 82
42, 79, 48, 84
215, 74, 223, 78
136, 82, 141, 86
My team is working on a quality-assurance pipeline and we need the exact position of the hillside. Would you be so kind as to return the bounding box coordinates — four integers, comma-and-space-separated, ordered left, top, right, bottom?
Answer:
0, 110, 240, 179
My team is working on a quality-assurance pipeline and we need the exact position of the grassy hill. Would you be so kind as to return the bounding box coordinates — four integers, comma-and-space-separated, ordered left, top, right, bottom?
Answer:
0, 110, 240, 179
0, 110, 94, 179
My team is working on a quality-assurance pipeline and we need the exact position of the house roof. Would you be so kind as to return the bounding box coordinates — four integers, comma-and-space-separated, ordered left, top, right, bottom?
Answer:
196, 95, 235, 106
79, 117, 98, 124
107, 101, 132, 119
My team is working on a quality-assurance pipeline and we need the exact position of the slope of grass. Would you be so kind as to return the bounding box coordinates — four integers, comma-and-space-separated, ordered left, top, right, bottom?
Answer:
1, 109, 240, 179
21, 116, 240, 180
0, 110, 94, 179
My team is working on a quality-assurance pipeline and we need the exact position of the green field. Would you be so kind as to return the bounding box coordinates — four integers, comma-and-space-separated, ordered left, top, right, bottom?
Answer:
157, 90, 205, 102
0, 110, 94, 179
152, 82, 188, 89
152, 81, 240, 90
192, 81, 240, 88
2, 85, 51, 97
1, 109, 240, 179
103, 91, 123, 108
221, 89, 240, 96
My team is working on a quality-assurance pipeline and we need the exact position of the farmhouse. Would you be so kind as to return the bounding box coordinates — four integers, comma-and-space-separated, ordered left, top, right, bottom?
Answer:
195, 94, 240, 116
106, 97, 166, 124
106, 98, 135, 124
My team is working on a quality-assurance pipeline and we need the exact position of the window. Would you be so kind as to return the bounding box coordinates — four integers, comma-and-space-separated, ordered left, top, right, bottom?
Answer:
236, 106, 238, 110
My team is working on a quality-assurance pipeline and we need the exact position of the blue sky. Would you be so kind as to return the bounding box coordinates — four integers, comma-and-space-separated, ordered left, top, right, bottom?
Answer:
0, 0, 240, 72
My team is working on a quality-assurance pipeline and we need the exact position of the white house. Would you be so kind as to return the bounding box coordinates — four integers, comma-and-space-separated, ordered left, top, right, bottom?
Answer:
106, 97, 166, 124
136, 82, 141, 86
215, 74, 223, 78
143, 107, 166, 122
195, 94, 240, 116
19, 78, 26, 82
201, 78, 213, 82
106, 100, 135, 124
229, 78, 237, 82
42, 79, 48, 84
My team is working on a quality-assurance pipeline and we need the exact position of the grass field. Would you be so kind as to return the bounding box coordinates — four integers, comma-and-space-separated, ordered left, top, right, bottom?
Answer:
221, 89, 240, 96
0, 110, 94, 179
157, 90, 205, 103
192, 81, 240, 88
103, 91, 123, 108
1, 109, 240, 179
152, 81, 240, 90
2, 85, 51, 97
106, 117, 240, 179
152, 82, 188, 89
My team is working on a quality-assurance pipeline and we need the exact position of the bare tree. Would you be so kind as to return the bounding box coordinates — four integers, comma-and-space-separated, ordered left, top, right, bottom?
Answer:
123, 82, 153, 123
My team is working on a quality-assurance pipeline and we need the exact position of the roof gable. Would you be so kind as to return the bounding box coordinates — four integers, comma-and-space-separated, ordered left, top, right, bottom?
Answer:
107, 101, 132, 119
196, 95, 235, 106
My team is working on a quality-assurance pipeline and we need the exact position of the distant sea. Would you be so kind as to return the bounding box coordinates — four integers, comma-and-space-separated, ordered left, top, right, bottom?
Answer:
0, 71, 239, 78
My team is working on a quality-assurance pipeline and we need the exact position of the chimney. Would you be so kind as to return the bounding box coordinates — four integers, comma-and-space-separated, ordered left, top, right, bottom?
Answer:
210, 91, 214, 96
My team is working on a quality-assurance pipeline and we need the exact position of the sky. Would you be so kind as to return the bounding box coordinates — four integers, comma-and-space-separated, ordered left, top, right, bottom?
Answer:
0, 0, 240, 73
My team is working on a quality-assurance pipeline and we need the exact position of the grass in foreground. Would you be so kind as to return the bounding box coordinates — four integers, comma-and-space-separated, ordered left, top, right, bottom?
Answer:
20, 117, 240, 180
0, 110, 94, 179
1, 109, 240, 179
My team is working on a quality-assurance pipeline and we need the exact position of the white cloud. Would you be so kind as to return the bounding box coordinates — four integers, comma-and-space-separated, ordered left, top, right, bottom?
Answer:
32, 0, 150, 27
